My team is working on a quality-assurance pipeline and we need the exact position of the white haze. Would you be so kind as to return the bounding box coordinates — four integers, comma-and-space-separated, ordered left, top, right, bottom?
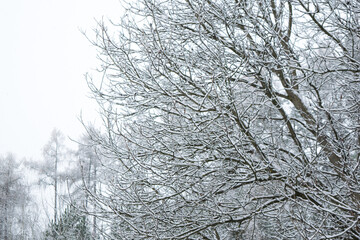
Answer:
0, 0, 122, 160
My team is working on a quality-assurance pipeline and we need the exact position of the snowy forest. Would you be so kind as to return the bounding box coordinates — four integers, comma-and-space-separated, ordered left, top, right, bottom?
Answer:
1, 0, 360, 239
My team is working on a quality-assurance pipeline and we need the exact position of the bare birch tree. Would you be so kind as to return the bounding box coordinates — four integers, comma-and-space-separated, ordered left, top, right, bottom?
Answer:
76, 134, 99, 239
41, 129, 66, 225
85, 0, 360, 239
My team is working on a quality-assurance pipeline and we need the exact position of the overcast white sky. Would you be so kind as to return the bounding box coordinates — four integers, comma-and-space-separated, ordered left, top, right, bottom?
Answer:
0, 0, 122, 160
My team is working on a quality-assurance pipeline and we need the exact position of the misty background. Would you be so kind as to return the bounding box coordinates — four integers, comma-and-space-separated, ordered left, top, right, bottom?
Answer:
0, 0, 121, 160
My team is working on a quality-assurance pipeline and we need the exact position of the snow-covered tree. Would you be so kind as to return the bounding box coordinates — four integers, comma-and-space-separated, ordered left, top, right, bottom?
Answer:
85, 0, 360, 239
0, 154, 35, 240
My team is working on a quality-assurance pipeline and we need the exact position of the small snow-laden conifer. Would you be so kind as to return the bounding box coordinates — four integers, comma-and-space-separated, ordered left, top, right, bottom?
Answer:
44, 204, 91, 240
